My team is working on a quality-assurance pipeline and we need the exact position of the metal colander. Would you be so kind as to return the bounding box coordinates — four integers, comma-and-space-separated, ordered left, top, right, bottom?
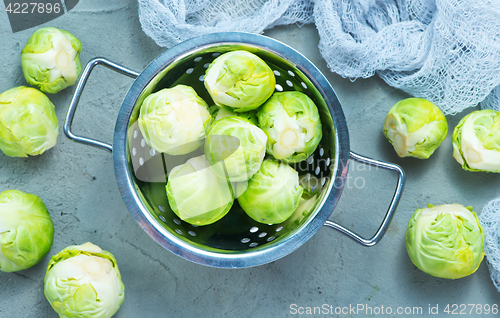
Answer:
64, 33, 405, 268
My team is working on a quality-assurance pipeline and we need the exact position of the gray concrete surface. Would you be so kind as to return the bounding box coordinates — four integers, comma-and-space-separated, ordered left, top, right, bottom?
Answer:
1, 1, 499, 317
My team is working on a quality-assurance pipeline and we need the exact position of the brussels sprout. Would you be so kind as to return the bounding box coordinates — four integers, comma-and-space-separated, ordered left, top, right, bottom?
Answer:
138, 85, 212, 155
406, 204, 484, 279
205, 117, 267, 182
0, 190, 54, 272
452, 109, 500, 173
0, 86, 59, 157
44, 242, 125, 318
237, 159, 303, 224
166, 155, 234, 226
204, 50, 275, 112
383, 98, 448, 159
21, 27, 82, 94
257, 91, 322, 163
209, 104, 258, 125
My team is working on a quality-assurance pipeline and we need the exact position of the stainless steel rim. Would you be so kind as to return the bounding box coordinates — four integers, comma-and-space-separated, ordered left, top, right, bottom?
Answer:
112, 32, 351, 268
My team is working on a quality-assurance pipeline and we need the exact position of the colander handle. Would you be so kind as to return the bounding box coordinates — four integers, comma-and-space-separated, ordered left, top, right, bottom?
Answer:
64, 57, 140, 152
323, 151, 405, 247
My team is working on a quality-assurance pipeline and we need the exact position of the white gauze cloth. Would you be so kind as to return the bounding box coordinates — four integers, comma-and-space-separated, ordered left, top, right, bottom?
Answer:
480, 199, 500, 292
138, 0, 500, 115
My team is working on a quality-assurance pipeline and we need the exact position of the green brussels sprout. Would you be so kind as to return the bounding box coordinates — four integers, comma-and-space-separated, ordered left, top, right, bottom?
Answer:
236, 159, 303, 224
406, 204, 484, 279
205, 117, 267, 182
383, 97, 448, 159
204, 50, 275, 112
0, 190, 54, 272
166, 155, 234, 226
452, 109, 500, 173
0, 86, 59, 157
21, 27, 82, 94
257, 91, 322, 163
209, 104, 258, 126
138, 85, 212, 155
44, 242, 125, 318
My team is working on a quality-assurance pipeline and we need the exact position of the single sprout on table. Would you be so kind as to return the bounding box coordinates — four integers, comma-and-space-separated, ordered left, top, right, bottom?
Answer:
383, 97, 448, 159
21, 27, 82, 94
166, 155, 234, 226
205, 117, 267, 182
204, 50, 275, 112
0, 190, 54, 272
44, 242, 125, 318
405, 204, 484, 279
237, 159, 303, 224
138, 85, 212, 155
0, 86, 59, 157
452, 109, 500, 173
257, 91, 322, 163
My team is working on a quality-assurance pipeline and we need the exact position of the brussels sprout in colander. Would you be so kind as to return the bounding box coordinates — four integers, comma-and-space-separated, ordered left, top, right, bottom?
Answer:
209, 104, 258, 126
204, 50, 276, 112
138, 85, 212, 155
405, 204, 484, 279
0, 86, 59, 157
383, 98, 448, 159
205, 117, 267, 182
166, 155, 234, 226
237, 159, 303, 224
21, 27, 82, 94
452, 109, 500, 173
257, 91, 322, 163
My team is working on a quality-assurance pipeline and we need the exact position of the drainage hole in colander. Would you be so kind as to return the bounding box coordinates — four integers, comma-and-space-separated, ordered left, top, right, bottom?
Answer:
307, 156, 314, 164
315, 166, 320, 175
175, 229, 183, 235
159, 215, 166, 222
150, 148, 156, 156
311, 184, 317, 192
267, 236, 276, 242
188, 231, 196, 237
186, 68, 194, 74
321, 177, 327, 187
275, 84, 283, 92
301, 82, 307, 89
276, 226, 283, 232
158, 205, 165, 212
250, 226, 259, 233
132, 147, 137, 156
304, 173, 311, 182
258, 232, 267, 238
199, 75, 205, 81
326, 157, 331, 166
139, 158, 145, 166
212, 52, 221, 57
204, 63, 210, 69
133, 129, 138, 139
319, 147, 324, 157
173, 218, 181, 225
191, 224, 199, 228
286, 80, 293, 87
241, 238, 250, 243
194, 56, 202, 62
249, 242, 259, 248
141, 139, 146, 147
273, 70, 281, 76
288, 70, 295, 77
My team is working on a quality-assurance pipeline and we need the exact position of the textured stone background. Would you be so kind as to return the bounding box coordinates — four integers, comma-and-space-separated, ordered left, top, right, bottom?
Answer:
1, 1, 499, 317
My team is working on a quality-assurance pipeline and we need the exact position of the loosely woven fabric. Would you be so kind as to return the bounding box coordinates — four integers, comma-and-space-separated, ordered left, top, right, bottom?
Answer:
138, 0, 500, 114
480, 199, 500, 292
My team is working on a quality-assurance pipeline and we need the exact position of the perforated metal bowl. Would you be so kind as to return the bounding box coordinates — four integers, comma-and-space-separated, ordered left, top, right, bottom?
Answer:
64, 32, 405, 268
